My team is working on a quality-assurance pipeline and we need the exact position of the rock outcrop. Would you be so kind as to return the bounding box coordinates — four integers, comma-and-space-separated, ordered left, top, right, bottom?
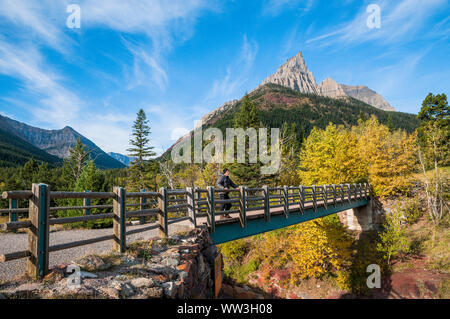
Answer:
197, 100, 239, 127
261, 52, 319, 94
318, 78, 347, 98
340, 84, 395, 111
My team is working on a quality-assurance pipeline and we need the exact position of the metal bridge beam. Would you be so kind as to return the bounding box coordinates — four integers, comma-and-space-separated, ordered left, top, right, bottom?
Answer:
210, 199, 369, 245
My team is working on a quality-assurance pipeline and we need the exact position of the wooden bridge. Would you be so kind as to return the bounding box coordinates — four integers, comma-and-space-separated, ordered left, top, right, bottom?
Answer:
0, 183, 371, 278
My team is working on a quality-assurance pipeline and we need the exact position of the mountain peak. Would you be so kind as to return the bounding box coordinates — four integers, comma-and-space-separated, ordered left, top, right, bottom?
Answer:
318, 77, 347, 98
261, 51, 318, 94
339, 84, 395, 111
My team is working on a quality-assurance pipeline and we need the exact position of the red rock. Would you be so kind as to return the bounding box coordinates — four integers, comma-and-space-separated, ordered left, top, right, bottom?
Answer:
271, 269, 291, 282
177, 262, 190, 272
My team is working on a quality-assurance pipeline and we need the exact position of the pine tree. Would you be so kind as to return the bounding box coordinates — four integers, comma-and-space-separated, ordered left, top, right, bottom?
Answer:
417, 93, 449, 167
128, 109, 156, 190
229, 95, 263, 187
68, 137, 90, 181
280, 122, 301, 185
20, 158, 38, 188
387, 114, 395, 132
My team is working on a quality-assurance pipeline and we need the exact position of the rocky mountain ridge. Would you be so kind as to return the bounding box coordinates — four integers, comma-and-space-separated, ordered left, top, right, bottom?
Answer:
261, 51, 395, 111
0, 115, 125, 169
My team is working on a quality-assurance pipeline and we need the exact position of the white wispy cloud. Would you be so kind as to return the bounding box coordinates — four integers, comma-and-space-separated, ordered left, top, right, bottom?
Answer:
307, 0, 447, 47
0, 0, 70, 52
122, 38, 168, 91
79, 0, 217, 91
262, 0, 315, 16
0, 39, 82, 126
206, 35, 258, 105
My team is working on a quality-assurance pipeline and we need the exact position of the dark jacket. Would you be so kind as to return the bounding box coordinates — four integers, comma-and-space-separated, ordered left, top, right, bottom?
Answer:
216, 173, 238, 190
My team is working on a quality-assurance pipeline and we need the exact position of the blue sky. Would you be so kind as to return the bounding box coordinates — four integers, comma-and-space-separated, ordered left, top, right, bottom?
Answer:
0, 0, 448, 155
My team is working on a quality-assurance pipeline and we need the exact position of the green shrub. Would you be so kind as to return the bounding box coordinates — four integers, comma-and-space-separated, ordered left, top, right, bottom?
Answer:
219, 239, 249, 261
402, 198, 423, 225
377, 205, 410, 264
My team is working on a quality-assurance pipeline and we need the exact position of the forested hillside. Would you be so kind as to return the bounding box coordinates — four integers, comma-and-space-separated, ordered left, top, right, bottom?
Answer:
210, 84, 420, 137
0, 127, 62, 167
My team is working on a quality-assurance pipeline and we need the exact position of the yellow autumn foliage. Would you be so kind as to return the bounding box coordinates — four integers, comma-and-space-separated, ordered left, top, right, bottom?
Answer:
298, 117, 417, 197
252, 216, 353, 286
287, 216, 352, 282
356, 116, 417, 197
298, 124, 366, 185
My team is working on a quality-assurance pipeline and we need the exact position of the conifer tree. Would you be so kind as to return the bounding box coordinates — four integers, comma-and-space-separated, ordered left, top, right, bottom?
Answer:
68, 137, 90, 181
128, 109, 156, 190
229, 95, 263, 187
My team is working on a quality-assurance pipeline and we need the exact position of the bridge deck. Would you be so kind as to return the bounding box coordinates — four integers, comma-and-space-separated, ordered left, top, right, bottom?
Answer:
196, 195, 368, 244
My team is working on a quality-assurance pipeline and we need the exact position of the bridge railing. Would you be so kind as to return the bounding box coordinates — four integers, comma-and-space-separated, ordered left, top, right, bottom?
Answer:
0, 182, 370, 278
0, 185, 196, 278
197, 183, 370, 234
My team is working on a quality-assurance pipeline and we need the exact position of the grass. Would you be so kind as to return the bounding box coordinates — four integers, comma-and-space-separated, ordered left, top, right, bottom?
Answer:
437, 278, 450, 299
224, 259, 261, 284
411, 166, 450, 181
401, 212, 450, 275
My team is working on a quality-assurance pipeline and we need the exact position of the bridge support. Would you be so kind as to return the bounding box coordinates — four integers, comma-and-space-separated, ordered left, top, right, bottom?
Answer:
338, 200, 373, 231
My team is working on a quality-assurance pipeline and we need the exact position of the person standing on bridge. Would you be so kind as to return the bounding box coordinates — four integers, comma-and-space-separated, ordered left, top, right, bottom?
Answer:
216, 168, 238, 219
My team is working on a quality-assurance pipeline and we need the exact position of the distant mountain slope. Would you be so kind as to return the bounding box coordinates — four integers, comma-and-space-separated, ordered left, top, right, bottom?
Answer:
0, 115, 125, 169
0, 127, 62, 167
214, 84, 417, 133
164, 84, 419, 158
108, 152, 135, 167
339, 84, 395, 111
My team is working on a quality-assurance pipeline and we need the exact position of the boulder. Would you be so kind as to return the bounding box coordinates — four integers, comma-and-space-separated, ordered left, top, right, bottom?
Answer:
73, 255, 111, 272
120, 283, 135, 298
130, 278, 156, 289
162, 281, 177, 298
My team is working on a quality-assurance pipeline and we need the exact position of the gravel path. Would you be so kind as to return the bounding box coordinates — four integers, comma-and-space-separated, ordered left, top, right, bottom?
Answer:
0, 221, 193, 282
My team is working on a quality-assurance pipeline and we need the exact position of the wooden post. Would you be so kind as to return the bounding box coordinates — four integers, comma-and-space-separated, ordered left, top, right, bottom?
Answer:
186, 187, 197, 228
332, 184, 337, 207
262, 186, 270, 222
347, 184, 351, 202
364, 183, 368, 199
312, 185, 317, 212
283, 185, 289, 218
238, 186, 247, 228
323, 185, 328, 210
140, 189, 146, 225
299, 185, 304, 214
207, 186, 215, 233
113, 187, 126, 253
9, 198, 18, 222
158, 187, 168, 238
27, 183, 50, 278
83, 190, 91, 216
